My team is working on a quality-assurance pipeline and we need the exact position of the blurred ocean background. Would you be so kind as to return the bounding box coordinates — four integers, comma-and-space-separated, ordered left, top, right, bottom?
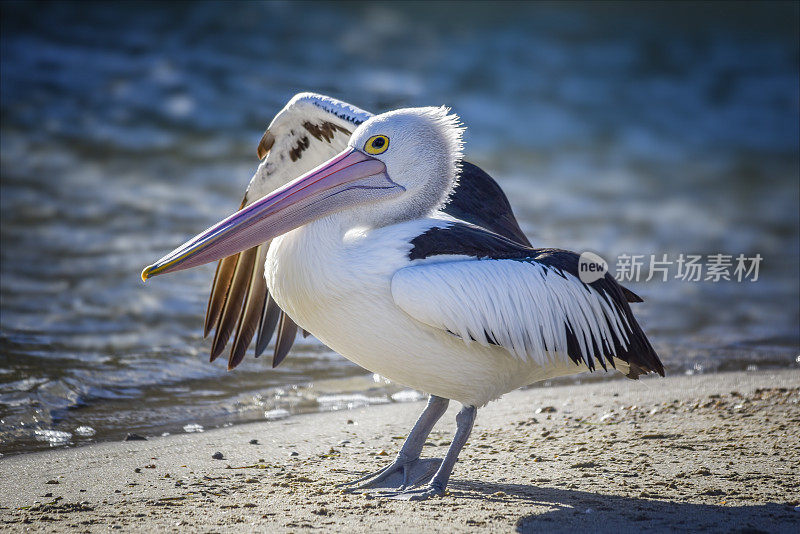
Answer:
1, 1, 798, 454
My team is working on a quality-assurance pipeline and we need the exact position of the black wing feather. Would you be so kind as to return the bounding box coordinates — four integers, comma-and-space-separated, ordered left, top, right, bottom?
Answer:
445, 162, 531, 246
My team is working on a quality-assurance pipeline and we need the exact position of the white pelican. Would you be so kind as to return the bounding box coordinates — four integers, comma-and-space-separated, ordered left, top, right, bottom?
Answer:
143, 104, 663, 500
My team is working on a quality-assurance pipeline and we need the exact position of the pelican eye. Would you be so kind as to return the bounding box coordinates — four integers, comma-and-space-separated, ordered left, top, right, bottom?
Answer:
364, 135, 389, 155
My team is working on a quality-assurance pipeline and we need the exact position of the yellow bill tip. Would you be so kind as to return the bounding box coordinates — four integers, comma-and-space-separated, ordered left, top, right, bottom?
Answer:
141, 265, 154, 282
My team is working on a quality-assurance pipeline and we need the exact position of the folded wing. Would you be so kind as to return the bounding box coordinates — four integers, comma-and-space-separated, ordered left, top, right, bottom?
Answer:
393, 223, 663, 378
205, 93, 371, 369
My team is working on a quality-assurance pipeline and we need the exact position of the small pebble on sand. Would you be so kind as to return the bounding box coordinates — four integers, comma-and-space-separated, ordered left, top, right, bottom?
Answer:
211, 452, 224, 460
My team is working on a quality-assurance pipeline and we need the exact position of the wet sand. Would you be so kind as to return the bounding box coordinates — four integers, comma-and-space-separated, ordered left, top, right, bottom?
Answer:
1, 369, 799, 533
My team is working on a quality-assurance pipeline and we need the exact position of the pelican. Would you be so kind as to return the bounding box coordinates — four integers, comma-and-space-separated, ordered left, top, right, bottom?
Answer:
143, 104, 663, 500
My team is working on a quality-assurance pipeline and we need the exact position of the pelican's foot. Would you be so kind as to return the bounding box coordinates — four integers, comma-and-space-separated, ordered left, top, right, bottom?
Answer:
379, 483, 445, 501
339, 457, 442, 492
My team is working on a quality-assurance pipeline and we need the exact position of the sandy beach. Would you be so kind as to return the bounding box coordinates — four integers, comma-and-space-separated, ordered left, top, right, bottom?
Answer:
1, 369, 798, 533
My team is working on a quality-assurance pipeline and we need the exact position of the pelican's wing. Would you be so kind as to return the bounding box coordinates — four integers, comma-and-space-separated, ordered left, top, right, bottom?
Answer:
392, 222, 663, 378
444, 162, 531, 246
206, 93, 372, 369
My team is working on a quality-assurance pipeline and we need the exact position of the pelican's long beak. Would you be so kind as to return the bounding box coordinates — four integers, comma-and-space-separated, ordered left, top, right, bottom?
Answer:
142, 148, 401, 281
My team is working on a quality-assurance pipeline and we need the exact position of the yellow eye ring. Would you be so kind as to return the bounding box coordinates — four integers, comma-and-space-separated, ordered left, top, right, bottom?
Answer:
364, 135, 389, 155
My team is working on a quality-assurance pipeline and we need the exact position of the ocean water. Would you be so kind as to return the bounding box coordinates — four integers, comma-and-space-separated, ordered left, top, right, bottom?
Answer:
1, 2, 798, 455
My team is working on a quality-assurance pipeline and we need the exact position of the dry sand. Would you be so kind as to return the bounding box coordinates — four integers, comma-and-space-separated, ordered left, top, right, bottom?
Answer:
1, 369, 799, 533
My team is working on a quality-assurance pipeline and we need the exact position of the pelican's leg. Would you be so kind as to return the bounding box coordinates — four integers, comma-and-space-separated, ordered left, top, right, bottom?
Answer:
381, 404, 477, 501
340, 395, 449, 490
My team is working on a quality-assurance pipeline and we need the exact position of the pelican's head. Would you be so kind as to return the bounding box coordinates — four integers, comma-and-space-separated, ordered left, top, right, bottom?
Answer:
347, 106, 464, 222
142, 107, 465, 280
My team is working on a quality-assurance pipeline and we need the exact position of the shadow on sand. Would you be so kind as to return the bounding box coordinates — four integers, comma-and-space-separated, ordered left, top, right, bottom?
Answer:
447, 480, 798, 534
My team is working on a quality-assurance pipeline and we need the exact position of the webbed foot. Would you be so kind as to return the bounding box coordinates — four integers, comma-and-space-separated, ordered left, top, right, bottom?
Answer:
378, 483, 445, 501
339, 457, 442, 492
